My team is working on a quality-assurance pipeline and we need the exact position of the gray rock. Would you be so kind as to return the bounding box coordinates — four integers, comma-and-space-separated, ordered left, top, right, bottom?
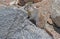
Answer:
0, 6, 27, 39
0, 6, 52, 39
5, 19, 52, 39
51, 0, 60, 27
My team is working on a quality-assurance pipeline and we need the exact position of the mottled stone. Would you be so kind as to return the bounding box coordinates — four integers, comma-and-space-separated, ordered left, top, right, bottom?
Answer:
0, 6, 27, 39
6, 19, 52, 39
51, 0, 60, 27
0, 6, 52, 39
10, 0, 42, 6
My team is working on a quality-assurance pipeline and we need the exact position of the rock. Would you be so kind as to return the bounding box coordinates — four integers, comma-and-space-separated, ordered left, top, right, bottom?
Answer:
51, 15, 60, 27
0, 6, 28, 39
45, 24, 60, 39
0, 0, 13, 5
5, 19, 52, 39
10, 0, 42, 6
51, 0, 60, 27
0, 6, 52, 39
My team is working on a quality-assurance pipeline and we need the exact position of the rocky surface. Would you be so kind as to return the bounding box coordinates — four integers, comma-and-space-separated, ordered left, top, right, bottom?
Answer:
51, 0, 60, 27
0, 6, 52, 39
10, 0, 42, 6
49, 0, 60, 35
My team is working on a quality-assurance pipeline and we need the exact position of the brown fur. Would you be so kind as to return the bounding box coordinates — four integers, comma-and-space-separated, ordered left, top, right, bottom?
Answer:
32, 0, 53, 28
32, 1, 60, 39
24, 0, 53, 28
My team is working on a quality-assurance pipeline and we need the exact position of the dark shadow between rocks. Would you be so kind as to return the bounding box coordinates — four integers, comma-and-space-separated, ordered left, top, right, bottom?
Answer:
49, 16, 60, 34
53, 22, 60, 34
27, 16, 36, 25
29, 19, 36, 25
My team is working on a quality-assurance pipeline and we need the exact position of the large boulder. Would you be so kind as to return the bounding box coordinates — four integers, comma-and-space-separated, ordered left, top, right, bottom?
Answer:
0, 6, 52, 39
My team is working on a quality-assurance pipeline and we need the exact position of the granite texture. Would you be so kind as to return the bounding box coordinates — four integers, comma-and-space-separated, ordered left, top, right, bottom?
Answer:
0, 6, 52, 39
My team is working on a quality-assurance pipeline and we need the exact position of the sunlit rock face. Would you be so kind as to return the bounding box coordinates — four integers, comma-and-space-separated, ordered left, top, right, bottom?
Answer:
51, 0, 60, 27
